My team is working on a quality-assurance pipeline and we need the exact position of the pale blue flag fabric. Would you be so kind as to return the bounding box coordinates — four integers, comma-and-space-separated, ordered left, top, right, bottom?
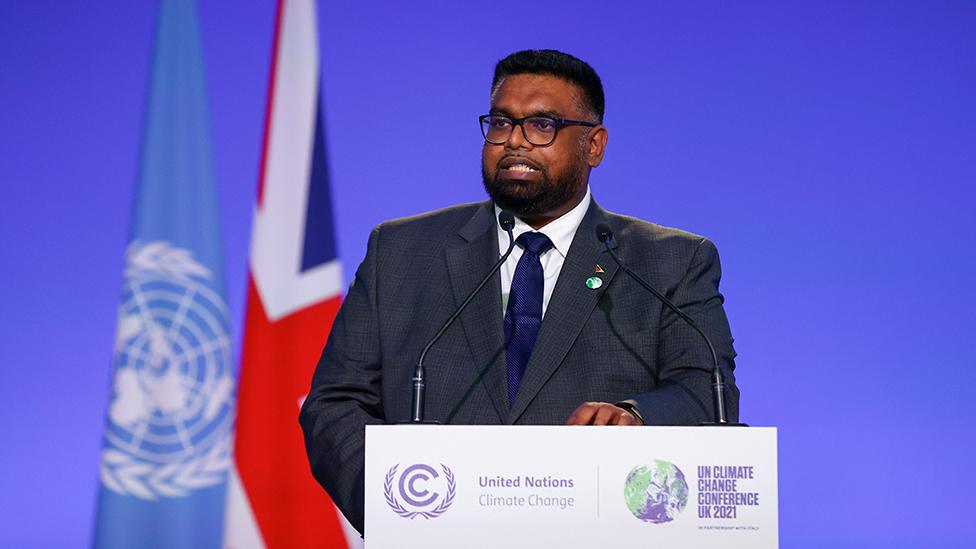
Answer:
92, 1, 235, 546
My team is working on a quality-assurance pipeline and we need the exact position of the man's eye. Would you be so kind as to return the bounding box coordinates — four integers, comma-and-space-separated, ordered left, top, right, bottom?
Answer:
489, 118, 512, 128
529, 118, 555, 131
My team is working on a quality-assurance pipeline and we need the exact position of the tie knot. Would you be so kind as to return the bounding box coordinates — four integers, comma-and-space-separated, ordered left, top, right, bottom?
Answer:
516, 232, 554, 255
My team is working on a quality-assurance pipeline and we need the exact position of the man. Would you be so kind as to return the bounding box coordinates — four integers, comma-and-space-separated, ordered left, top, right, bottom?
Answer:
299, 49, 738, 534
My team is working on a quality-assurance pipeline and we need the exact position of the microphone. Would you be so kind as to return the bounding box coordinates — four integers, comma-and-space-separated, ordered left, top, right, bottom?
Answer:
409, 210, 517, 423
595, 223, 741, 426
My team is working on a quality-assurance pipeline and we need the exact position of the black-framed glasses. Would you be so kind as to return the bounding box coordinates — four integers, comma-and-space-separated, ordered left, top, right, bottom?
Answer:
479, 114, 598, 146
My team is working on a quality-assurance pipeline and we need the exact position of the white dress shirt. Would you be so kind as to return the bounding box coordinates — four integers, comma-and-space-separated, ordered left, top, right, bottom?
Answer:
494, 187, 592, 318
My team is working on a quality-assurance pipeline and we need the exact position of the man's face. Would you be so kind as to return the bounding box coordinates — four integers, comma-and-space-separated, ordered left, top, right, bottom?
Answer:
481, 74, 605, 222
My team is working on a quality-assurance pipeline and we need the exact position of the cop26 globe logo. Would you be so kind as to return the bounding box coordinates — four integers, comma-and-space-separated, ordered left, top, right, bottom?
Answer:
624, 460, 689, 523
99, 241, 235, 500
384, 463, 456, 519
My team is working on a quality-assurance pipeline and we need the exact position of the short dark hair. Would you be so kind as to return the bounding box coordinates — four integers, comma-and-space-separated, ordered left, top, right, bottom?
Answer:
491, 49, 605, 123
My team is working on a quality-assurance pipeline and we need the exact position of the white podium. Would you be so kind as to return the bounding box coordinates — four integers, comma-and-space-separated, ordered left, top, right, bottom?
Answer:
365, 425, 778, 548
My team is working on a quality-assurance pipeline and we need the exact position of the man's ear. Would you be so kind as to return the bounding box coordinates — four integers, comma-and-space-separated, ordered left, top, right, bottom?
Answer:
587, 125, 608, 168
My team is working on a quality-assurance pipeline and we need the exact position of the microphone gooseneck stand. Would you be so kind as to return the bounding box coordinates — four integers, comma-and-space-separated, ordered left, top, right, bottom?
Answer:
409, 210, 516, 423
595, 223, 744, 426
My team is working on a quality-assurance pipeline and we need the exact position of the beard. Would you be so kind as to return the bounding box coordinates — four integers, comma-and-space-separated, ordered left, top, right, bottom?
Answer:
481, 155, 587, 217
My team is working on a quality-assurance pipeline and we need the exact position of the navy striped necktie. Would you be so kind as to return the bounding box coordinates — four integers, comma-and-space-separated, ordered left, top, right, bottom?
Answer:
505, 232, 554, 406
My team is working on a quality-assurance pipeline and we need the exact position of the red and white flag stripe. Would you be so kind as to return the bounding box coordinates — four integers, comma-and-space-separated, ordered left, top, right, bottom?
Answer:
224, 0, 359, 547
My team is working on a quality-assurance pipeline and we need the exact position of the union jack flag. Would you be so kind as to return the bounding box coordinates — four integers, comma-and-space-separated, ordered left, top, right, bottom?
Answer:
223, 0, 358, 546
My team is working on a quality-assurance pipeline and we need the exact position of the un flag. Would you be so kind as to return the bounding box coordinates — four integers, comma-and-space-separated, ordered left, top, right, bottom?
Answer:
93, 1, 235, 547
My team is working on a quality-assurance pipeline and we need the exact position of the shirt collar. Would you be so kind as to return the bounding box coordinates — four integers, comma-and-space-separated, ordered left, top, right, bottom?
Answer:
494, 186, 592, 258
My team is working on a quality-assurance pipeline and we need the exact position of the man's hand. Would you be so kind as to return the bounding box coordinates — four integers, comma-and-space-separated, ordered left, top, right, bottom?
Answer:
565, 402, 641, 426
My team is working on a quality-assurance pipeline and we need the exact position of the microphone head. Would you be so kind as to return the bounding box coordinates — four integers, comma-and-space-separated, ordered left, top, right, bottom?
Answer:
498, 210, 516, 232
595, 222, 613, 244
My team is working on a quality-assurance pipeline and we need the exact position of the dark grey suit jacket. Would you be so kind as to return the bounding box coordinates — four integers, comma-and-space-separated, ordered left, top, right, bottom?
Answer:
299, 199, 738, 533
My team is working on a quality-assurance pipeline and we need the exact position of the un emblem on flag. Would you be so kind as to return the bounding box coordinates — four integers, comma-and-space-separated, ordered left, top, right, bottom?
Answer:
100, 241, 235, 500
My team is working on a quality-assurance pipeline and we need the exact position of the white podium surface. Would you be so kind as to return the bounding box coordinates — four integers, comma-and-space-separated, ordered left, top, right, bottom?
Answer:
365, 425, 777, 548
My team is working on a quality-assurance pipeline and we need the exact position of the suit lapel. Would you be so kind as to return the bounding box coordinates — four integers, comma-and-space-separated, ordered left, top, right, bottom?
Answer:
507, 201, 619, 423
444, 203, 507, 422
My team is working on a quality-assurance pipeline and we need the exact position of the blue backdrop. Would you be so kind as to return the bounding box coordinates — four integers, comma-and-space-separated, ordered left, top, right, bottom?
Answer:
0, 1, 973, 547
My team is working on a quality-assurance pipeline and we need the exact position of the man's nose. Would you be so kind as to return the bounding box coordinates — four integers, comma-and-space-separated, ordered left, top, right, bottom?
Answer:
505, 122, 532, 150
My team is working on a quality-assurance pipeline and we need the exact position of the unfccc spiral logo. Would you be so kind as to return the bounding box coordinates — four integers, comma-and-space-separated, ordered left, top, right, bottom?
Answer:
384, 463, 456, 519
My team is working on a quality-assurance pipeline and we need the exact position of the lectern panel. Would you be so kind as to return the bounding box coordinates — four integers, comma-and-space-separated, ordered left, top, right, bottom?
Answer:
365, 425, 778, 548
